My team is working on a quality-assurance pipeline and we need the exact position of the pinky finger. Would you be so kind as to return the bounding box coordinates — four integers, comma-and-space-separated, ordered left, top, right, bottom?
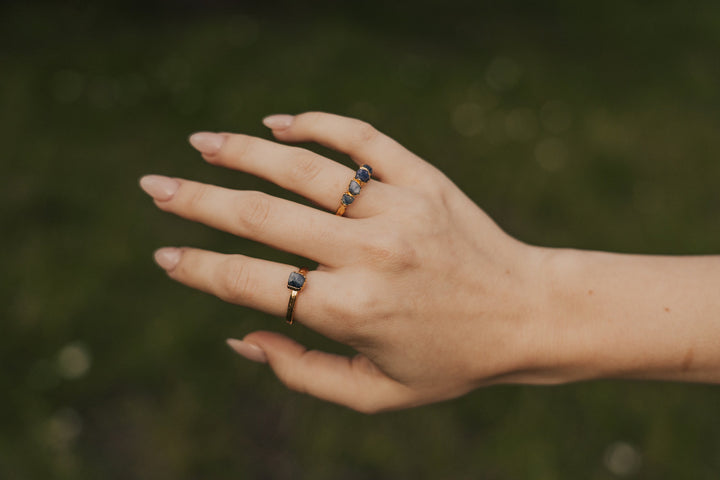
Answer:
227, 331, 415, 414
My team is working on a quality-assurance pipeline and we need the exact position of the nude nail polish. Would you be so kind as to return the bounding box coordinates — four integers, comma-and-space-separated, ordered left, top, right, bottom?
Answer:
189, 132, 225, 154
226, 339, 268, 363
139, 175, 179, 201
262, 114, 294, 130
154, 247, 181, 271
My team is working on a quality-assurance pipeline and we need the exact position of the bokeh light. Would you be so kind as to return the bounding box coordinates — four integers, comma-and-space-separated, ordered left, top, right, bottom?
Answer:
57, 342, 91, 380
604, 441, 643, 477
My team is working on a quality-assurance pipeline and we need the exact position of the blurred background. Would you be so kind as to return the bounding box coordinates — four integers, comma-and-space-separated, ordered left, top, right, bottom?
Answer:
2, 0, 720, 478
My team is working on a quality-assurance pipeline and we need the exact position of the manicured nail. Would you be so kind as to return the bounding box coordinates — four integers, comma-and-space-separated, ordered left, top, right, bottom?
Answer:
188, 132, 225, 154
154, 247, 181, 271
139, 175, 179, 201
226, 338, 268, 363
262, 114, 294, 130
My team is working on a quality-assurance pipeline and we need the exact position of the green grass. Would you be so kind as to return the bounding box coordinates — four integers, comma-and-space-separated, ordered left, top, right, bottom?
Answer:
2, 1, 720, 478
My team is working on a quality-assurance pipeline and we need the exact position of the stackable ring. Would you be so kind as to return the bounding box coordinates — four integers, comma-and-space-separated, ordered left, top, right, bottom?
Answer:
285, 267, 309, 325
335, 164, 373, 216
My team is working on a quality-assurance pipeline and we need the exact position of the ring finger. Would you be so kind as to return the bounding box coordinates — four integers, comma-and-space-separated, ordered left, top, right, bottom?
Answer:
155, 247, 332, 332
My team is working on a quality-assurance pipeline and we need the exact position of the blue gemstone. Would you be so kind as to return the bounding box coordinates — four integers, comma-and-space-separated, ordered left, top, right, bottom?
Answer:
355, 168, 370, 183
287, 271, 305, 290
342, 193, 355, 205
362, 164, 373, 175
348, 180, 361, 195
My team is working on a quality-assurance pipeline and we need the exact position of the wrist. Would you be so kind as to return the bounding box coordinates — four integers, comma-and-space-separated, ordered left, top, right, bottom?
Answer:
469, 242, 580, 387
531, 247, 603, 384
497, 246, 605, 386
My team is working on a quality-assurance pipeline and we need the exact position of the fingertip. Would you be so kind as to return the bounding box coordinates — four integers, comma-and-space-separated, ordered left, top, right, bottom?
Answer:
188, 131, 225, 154
243, 330, 305, 355
154, 247, 181, 271
262, 114, 294, 130
226, 338, 268, 363
139, 175, 180, 201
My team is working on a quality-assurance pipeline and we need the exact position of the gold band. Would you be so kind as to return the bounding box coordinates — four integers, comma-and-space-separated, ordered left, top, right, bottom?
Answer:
286, 290, 299, 324
285, 267, 309, 325
335, 203, 348, 216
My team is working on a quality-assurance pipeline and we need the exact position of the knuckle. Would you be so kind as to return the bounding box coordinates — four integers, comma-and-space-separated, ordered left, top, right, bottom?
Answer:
361, 232, 419, 272
185, 183, 212, 211
220, 259, 254, 302
407, 194, 436, 219
321, 285, 377, 339
354, 121, 379, 145
401, 191, 445, 225
437, 182, 458, 211
298, 111, 325, 123
345, 290, 375, 330
278, 352, 317, 393
288, 150, 323, 184
425, 169, 455, 202
349, 287, 379, 321
226, 134, 255, 160
236, 191, 272, 234
419, 172, 448, 199
278, 369, 306, 394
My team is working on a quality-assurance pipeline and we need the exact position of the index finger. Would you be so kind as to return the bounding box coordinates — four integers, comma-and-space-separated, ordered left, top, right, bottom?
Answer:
263, 112, 434, 186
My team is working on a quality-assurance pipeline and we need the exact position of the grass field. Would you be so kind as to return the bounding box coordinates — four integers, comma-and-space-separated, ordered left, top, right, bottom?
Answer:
2, 1, 720, 478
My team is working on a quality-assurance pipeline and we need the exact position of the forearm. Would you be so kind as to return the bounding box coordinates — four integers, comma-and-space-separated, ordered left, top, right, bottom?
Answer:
536, 248, 720, 384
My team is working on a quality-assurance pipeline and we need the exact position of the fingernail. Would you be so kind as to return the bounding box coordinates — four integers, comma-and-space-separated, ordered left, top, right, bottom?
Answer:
139, 175, 179, 201
189, 132, 225, 154
262, 114, 294, 130
226, 338, 268, 363
154, 247, 181, 271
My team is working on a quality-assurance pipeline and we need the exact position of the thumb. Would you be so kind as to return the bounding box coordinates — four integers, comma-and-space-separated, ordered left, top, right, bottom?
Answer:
227, 331, 412, 414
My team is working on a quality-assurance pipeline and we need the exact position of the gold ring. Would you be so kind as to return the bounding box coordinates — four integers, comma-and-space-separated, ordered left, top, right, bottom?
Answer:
335, 165, 373, 216
285, 267, 309, 325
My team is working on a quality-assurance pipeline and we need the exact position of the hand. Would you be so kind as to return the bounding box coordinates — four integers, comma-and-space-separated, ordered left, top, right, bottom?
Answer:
140, 112, 548, 413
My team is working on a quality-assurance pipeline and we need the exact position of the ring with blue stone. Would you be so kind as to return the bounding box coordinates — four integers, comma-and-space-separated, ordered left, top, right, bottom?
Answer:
285, 267, 309, 325
335, 164, 373, 216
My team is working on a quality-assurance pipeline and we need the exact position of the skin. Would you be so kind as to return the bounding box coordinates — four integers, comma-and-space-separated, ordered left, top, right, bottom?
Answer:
139, 111, 720, 414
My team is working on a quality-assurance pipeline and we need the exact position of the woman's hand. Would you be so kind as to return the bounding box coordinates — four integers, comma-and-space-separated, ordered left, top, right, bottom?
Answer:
140, 112, 551, 413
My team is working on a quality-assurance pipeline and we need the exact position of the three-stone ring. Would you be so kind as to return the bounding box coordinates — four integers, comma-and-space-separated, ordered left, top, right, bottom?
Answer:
335, 165, 373, 216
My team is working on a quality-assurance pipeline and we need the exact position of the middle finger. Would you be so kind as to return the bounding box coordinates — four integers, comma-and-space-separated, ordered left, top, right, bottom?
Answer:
140, 175, 359, 266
